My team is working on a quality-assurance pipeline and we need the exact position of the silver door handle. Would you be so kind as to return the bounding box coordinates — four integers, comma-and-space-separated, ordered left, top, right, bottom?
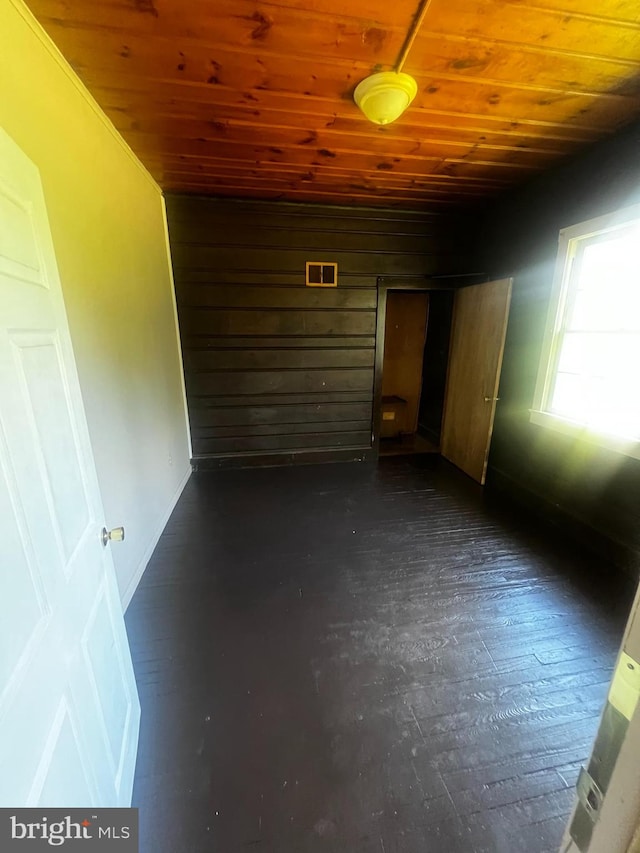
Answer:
484, 396, 500, 402
101, 526, 125, 547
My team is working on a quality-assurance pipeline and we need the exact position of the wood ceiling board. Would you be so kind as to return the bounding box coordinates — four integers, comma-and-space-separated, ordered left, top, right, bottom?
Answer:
115, 124, 557, 169
68, 64, 627, 143
99, 110, 599, 155
409, 79, 640, 128
423, 0, 640, 62
41, 26, 640, 127
154, 166, 505, 196
405, 35, 640, 95
160, 187, 494, 209
35, 0, 414, 22
32, 0, 410, 66
147, 152, 512, 184
132, 164, 528, 203
101, 96, 593, 156
157, 166, 498, 194
159, 179, 492, 206
26, 0, 640, 206
151, 164, 508, 196
88, 80, 608, 150
107, 115, 567, 168
77, 62, 619, 133
161, 177, 471, 202
514, 0, 639, 18
38, 10, 640, 97
33, 0, 640, 62
137, 156, 522, 187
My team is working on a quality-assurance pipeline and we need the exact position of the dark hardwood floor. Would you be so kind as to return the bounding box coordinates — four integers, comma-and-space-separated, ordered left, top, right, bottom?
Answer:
126, 456, 634, 853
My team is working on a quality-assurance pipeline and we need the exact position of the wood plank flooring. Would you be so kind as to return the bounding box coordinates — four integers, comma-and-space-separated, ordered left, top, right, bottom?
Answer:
126, 456, 634, 853
379, 434, 440, 457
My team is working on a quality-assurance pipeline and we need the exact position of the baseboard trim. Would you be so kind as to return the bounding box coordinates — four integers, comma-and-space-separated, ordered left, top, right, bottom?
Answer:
122, 466, 192, 610
192, 446, 374, 471
487, 465, 639, 575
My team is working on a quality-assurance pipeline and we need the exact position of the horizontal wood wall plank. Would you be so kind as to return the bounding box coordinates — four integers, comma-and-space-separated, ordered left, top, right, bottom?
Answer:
181, 335, 377, 349
175, 271, 422, 287
166, 202, 454, 236
172, 245, 440, 276
161, 182, 483, 210
180, 309, 376, 337
167, 196, 466, 462
191, 447, 374, 469
187, 368, 374, 396
192, 430, 373, 455
170, 227, 448, 255
192, 391, 374, 407
192, 419, 371, 438
185, 348, 375, 371
178, 284, 377, 310
189, 401, 373, 427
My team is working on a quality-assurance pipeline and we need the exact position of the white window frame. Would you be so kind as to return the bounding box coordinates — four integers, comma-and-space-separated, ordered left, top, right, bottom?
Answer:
530, 202, 640, 462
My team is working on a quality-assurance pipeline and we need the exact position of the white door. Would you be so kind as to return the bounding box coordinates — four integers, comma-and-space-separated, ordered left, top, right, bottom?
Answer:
559, 579, 640, 853
0, 127, 140, 807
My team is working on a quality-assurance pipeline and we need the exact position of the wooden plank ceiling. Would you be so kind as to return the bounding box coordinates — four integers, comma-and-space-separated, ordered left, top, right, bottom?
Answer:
27, 0, 640, 209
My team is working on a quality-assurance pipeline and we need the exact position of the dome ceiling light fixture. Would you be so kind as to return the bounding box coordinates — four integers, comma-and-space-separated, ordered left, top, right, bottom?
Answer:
354, 0, 432, 126
354, 72, 418, 126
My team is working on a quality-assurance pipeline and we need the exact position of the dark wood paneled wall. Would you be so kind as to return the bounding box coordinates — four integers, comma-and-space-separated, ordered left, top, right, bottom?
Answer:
166, 196, 469, 466
475, 119, 640, 570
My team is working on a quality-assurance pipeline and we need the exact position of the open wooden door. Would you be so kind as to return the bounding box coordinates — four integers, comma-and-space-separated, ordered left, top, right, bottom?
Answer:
441, 278, 512, 484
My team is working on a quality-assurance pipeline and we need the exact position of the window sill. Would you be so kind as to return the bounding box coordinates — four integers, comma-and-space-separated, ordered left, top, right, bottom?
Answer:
529, 410, 640, 462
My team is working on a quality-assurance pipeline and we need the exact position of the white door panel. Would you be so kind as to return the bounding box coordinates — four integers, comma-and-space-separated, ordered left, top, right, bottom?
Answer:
0, 442, 49, 700
0, 174, 47, 288
32, 697, 97, 808
0, 127, 140, 807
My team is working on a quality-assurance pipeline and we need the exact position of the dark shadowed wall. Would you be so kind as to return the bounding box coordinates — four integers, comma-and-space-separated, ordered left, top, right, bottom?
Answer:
418, 290, 454, 445
166, 196, 470, 467
476, 120, 640, 570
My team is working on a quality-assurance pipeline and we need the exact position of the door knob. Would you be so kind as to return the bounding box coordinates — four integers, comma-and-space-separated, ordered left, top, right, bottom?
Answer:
484, 396, 500, 402
101, 526, 125, 547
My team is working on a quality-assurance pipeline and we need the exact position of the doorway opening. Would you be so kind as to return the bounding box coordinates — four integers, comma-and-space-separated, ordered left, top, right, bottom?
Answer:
373, 278, 512, 484
378, 289, 453, 458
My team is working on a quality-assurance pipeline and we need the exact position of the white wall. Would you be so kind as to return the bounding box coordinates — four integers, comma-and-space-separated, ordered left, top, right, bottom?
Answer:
0, 0, 191, 606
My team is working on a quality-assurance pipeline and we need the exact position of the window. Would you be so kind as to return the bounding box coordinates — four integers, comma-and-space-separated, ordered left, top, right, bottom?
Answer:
531, 204, 640, 460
